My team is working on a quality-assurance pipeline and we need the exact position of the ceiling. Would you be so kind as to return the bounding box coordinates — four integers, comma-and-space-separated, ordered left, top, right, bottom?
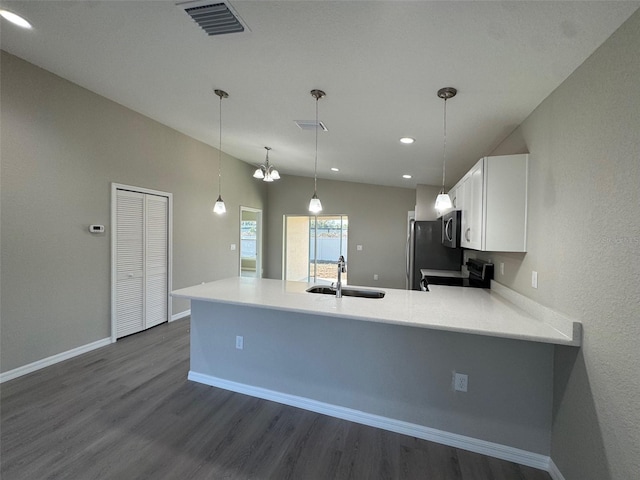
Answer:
2, 0, 639, 189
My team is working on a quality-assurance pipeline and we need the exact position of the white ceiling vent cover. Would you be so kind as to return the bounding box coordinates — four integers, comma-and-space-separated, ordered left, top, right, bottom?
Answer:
295, 120, 328, 132
177, 0, 249, 36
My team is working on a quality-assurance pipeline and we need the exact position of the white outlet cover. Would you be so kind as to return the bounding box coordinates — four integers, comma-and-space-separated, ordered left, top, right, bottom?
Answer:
532, 271, 538, 288
454, 373, 468, 392
356, 245, 363, 251
230, 244, 237, 251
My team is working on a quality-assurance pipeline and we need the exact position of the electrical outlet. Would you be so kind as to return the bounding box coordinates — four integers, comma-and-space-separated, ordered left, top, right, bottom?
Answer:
532, 271, 538, 289
373, 274, 379, 281
500, 262, 504, 275
230, 244, 237, 251
235, 335, 244, 350
454, 373, 468, 392
357, 245, 363, 251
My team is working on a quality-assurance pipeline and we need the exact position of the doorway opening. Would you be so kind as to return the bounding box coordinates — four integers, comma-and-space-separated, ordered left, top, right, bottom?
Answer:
240, 207, 262, 278
284, 215, 348, 284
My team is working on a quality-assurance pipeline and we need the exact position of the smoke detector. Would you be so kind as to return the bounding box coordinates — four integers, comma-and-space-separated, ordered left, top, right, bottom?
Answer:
177, 1, 249, 36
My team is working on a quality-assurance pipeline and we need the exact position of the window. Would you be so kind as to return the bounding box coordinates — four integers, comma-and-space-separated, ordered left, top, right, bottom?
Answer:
284, 215, 348, 284
240, 207, 262, 278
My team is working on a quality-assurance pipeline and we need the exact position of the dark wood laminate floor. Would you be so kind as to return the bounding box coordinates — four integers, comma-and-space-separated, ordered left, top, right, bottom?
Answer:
1, 318, 551, 480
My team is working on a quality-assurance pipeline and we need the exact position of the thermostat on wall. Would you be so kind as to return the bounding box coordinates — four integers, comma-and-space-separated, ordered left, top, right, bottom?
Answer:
89, 225, 105, 233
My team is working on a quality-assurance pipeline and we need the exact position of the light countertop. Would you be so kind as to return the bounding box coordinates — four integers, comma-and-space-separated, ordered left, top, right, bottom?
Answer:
172, 277, 581, 346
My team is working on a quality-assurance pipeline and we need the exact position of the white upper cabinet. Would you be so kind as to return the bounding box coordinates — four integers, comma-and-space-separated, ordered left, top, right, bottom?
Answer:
450, 181, 463, 211
459, 154, 528, 252
460, 159, 484, 250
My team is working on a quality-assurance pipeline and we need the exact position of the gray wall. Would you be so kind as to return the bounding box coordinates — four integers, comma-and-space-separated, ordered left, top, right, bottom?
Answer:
415, 184, 442, 221
469, 11, 640, 480
191, 300, 554, 454
0, 52, 267, 373
263, 175, 416, 288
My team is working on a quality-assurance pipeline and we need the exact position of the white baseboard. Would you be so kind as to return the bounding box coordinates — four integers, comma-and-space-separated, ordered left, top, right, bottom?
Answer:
548, 459, 566, 480
188, 371, 551, 472
171, 309, 190, 322
0, 337, 112, 383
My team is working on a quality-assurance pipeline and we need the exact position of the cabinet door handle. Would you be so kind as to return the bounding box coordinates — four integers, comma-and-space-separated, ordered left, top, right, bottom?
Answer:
465, 227, 471, 242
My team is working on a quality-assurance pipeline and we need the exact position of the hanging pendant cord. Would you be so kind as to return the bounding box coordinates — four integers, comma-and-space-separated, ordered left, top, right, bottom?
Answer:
218, 94, 223, 195
314, 96, 319, 195
442, 97, 447, 192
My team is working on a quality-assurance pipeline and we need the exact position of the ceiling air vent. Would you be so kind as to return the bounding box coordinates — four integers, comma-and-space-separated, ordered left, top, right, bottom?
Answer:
294, 120, 328, 132
178, 0, 249, 36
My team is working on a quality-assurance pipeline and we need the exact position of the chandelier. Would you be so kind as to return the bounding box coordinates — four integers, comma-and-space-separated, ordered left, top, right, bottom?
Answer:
253, 147, 280, 182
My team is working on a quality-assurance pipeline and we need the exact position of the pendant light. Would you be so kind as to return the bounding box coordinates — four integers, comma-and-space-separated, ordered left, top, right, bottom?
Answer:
213, 89, 228, 214
309, 89, 326, 213
253, 146, 280, 182
434, 87, 457, 211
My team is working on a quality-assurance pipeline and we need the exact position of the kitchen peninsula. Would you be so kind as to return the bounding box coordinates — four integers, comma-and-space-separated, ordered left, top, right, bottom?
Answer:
172, 277, 581, 465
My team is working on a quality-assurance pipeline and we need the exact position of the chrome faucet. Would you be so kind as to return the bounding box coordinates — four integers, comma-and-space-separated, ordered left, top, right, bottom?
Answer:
335, 255, 346, 298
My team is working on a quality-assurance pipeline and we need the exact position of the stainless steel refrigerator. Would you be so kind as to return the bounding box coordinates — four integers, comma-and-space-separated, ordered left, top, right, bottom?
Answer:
406, 220, 463, 290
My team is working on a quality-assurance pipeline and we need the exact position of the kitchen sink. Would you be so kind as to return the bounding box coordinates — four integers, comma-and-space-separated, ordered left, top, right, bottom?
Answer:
306, 285, 385, 299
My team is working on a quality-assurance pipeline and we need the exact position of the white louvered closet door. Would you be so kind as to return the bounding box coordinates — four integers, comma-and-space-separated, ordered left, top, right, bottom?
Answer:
115, 189, 169, 338
116, 190, 145, 337
144, 194, 168, 329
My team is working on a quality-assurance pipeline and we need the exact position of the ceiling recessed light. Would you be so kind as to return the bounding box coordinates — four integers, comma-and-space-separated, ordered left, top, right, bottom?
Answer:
402, 174, 412, 179
0, 10, 32, 29
400, 137, 415, 144
331, 167, 339, 172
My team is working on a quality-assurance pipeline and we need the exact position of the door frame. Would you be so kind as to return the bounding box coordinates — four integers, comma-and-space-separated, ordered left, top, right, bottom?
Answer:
110, 183, 173, 342
239, 206, 263, 278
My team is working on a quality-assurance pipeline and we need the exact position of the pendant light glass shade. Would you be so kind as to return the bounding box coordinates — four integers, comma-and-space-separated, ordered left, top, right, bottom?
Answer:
435, 87, 457, 211
308, 191, 322, 213
309, 89, 325, 213
213, 89, 228, 215
213, 195, 226, 214
435, 192, 452, 210
309, 193, 322, 213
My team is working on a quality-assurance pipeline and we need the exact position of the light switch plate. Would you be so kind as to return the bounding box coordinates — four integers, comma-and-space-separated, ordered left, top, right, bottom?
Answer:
532, 271, 538, 288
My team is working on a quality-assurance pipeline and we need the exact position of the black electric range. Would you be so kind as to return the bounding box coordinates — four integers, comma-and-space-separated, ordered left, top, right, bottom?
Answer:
420, 258, 494, 290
